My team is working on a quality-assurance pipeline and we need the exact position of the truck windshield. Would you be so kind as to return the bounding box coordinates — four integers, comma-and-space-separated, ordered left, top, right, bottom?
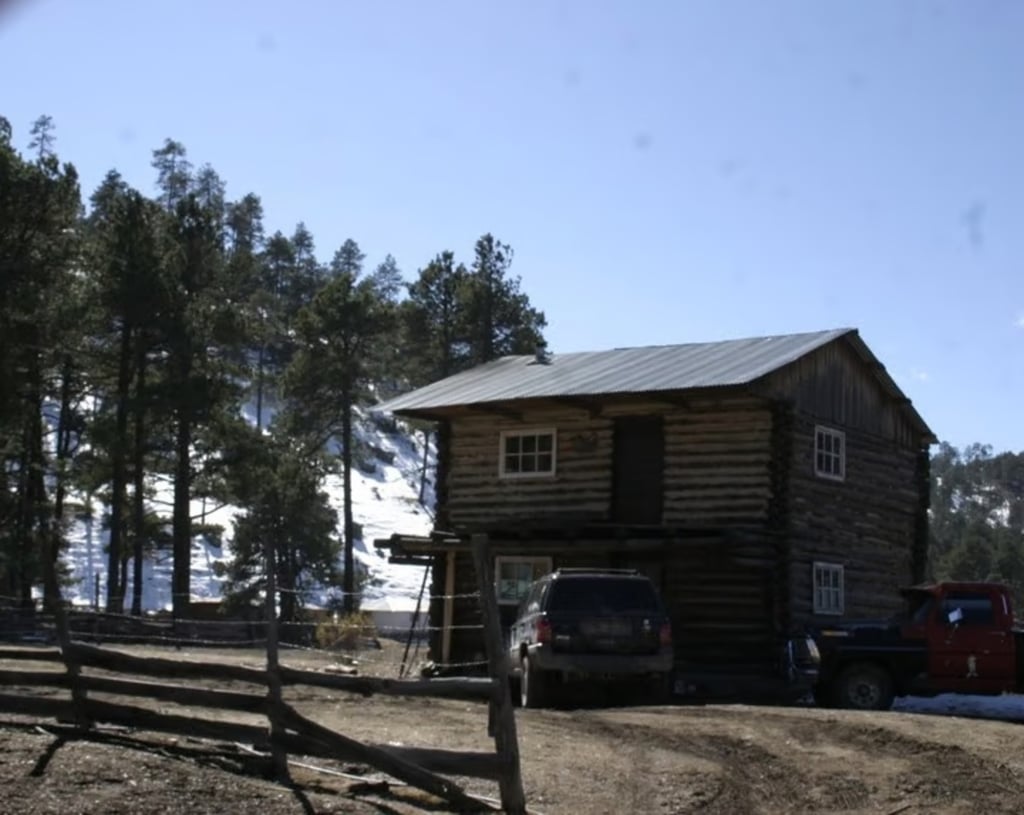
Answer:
547, 578, 660, 613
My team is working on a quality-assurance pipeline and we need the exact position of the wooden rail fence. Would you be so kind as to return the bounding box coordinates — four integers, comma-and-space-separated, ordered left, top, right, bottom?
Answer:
0, 536, 525, 813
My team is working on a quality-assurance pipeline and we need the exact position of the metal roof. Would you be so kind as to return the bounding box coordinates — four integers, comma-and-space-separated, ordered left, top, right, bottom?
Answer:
376, 327, 934, 441
378, 328, 852, 410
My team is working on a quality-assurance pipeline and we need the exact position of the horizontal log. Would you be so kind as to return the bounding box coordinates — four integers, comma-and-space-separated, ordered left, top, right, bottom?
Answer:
69, 642, 269, 684
0, 669, 268, 713
0, 692, 267, 744
0, 692, 504, 782
278, 703, 484, 809
0, 647, 62, 663
20, 644, 498, 701
277, 669, 497, 700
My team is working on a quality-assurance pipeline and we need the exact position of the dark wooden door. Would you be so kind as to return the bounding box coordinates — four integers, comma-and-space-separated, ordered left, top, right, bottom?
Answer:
611, 415, 664, 524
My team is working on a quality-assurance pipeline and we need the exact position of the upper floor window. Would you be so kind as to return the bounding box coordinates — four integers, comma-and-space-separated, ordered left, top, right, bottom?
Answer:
813, 561, 844, 615
814, 425, 845, 481
499, 429, 556, 478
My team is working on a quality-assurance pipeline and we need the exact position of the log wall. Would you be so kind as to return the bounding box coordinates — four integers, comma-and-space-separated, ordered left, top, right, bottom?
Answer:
759, 340, 923, 448
442, 396, 775, 530
787, 415, 920, 624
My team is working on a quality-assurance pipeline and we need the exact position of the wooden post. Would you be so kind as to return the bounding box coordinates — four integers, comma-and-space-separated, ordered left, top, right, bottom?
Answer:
42, 521, 89, 729
264, 541, 289, 781
399, 564, 430, 679
441, 549, 456, 667
472, 533, 526, 815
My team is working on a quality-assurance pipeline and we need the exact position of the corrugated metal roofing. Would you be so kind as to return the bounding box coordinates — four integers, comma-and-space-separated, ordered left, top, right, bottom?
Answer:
378, 328, 855, 414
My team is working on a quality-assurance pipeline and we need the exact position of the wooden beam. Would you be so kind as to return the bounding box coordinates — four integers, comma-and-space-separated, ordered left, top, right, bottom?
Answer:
475, 403, 523, 421
441, 550, 456, 668
0, 693, 504, 781
0, 670, 267, 713
471, 533, 527, 815
543, 396, 604, 418
279, 703, 488, 811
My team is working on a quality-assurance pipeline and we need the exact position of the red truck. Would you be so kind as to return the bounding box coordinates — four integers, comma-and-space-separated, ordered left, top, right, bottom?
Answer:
813, 581, 1024, 710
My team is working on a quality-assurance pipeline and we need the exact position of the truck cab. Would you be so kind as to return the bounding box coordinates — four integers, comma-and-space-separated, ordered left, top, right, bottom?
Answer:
815, 581, 1024, 710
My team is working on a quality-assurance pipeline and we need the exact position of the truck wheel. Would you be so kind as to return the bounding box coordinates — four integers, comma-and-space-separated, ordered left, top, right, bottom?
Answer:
836, 663, 894, 711
521, 655, 548, 708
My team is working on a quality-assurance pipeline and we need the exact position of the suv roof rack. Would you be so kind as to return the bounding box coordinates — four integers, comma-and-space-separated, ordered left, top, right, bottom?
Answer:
553, 568, 641, 576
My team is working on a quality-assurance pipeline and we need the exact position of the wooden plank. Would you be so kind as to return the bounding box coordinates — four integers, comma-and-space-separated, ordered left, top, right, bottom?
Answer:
0, 647, 62, 663
0, 692, 504, 780
279, 703, 488, 811
472, 533, 527, 815
0, 669, 268, 712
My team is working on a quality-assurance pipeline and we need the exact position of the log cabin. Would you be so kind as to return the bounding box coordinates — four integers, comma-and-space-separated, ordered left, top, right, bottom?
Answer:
375, 328, 935, 692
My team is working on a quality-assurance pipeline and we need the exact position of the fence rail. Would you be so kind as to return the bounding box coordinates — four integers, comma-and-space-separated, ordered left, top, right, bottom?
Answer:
0, 535, 526, 813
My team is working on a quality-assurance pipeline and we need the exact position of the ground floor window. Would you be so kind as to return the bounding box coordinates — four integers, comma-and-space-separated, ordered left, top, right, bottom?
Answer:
813, 561, 844, 615
495, 556, 552, 605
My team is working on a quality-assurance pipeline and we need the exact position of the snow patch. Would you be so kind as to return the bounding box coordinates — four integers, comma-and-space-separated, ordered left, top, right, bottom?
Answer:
57, 411, 435, 612
895, 693, 1024, 723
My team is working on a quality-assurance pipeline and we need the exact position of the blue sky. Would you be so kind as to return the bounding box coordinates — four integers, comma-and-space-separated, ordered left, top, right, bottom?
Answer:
1, 0, 1021, 451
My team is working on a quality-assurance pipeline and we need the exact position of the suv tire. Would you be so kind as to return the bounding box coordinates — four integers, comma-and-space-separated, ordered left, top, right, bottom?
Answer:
521, 655, 549, 709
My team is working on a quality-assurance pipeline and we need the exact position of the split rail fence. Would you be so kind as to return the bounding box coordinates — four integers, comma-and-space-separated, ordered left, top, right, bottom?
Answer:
0, 535, 525, 813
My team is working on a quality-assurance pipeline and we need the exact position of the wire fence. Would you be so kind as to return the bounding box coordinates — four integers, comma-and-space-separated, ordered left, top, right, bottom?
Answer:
0, 589, 490, 675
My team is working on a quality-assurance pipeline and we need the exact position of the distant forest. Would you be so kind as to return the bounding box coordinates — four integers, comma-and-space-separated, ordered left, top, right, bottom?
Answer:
0, 115, 546, 620
2, 115, 1021, 623
929, 444, 1024, 603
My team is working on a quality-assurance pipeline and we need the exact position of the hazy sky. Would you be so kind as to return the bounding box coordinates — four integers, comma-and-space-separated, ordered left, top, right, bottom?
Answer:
1, 0, 1021, 451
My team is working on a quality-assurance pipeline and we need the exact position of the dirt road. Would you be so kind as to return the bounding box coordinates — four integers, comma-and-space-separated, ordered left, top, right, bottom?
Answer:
4, 645, 1024, 814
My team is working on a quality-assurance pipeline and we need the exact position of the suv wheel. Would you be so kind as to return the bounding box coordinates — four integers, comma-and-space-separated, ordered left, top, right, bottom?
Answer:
521, 655, 548, 708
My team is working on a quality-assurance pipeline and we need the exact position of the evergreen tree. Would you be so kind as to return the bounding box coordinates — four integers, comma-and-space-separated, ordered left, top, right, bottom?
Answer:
0, 116, 82, 607
284, 240, 398, 613
401, 251, 469, 385
463, 233, 547, 364
223, 432, 340, 622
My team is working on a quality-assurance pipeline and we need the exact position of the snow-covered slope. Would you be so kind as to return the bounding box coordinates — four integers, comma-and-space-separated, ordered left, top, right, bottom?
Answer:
60, 410, 435, 612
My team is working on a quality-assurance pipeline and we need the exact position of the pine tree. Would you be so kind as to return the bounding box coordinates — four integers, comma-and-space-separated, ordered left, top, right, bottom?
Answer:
0, 116, 82, 606
401, 251, 469, 385
284, 240, 398, 613
223, 432, 340, 622
463, 233, 547, 364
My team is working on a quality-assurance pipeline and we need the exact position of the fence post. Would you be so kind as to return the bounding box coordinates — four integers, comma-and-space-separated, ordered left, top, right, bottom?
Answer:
471, 533, 526, 815
42, 533, 89, 728
264, 541, 289, 781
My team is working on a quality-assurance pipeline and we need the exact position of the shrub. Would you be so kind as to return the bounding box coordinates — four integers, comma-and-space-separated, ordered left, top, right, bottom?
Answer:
315, 611, 377, 650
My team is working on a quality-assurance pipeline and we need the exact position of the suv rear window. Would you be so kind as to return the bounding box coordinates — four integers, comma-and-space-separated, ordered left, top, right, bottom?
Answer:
547, 577, 660, 613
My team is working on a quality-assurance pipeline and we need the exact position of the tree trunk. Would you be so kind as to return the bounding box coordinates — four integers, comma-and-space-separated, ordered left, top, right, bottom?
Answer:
418, 428, 431, 505
172, 405, 192, 621
13, 442, 33, 606
255, 342, 265, 431
47, 355, 75, 609
341, 392, 356, 614
22, 352, 48, 608
107, 322, 132, 613
131, 346, 147, 616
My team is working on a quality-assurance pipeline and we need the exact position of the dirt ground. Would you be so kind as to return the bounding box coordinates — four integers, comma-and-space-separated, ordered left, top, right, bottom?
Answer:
4, 642, 1024, 814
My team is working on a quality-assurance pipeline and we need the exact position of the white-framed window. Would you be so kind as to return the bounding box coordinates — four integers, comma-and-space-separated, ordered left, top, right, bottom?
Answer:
813, 561, 845, 615
814, 425, 846, 481
495, 556, 552, 605
499, 428, 556, 478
